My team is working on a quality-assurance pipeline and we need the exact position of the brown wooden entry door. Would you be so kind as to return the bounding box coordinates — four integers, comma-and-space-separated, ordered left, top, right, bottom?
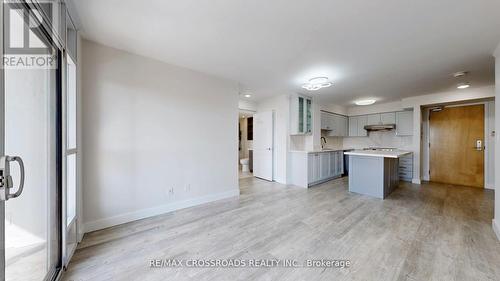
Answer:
429, 104, 484, 188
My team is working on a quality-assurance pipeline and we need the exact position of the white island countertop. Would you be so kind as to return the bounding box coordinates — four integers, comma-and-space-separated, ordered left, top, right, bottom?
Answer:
289, 149, 349, 154
344, 150, 412, 158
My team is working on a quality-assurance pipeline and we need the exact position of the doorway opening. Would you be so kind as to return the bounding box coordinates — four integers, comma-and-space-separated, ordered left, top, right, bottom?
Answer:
239, 110, 254, 179
422, 100, 495, 188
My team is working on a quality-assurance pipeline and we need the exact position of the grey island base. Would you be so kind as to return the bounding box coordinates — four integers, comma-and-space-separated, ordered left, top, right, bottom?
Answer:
344, 150, 412, 199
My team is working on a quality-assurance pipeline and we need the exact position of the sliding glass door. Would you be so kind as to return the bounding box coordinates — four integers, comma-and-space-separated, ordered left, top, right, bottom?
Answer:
1, 1, 62, 280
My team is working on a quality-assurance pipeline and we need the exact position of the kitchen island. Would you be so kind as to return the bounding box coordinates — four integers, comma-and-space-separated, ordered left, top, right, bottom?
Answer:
344, 150, 411, 199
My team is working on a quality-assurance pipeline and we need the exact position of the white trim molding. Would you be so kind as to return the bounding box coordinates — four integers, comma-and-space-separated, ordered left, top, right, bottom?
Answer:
493, 219, 500, 241
485, 184, 495, 190
412, 178, 421, 185
83, 189, 240, 233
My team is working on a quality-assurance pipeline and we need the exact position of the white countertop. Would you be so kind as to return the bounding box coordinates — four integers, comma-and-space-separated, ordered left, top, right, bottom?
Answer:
344, 150, 412, 158
289, 148, 352, 154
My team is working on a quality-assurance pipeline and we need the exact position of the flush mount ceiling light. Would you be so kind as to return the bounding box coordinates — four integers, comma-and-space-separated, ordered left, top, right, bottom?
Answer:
244, 94, 252, 98
453, 71, 470, 89
453, 71, 468, 78
302, 77, 333, 91
355, 99, 376, 106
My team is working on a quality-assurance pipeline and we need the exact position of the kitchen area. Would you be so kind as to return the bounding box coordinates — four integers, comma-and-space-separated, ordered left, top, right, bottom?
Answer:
288, 94, 414, 199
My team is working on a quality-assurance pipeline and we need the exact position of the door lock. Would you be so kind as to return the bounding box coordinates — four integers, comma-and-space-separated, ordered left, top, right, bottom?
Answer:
0, 156, 25, 201
475, 140, 483, 151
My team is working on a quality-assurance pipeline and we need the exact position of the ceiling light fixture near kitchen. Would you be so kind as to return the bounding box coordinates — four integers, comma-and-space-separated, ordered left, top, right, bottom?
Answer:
453, 71, 470, 89
355, 99, 376, 106
302, 77, 332, 91
244, 94, 252, 98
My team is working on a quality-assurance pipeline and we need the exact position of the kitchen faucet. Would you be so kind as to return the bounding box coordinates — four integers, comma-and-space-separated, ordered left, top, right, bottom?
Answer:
321, 137, 327, 149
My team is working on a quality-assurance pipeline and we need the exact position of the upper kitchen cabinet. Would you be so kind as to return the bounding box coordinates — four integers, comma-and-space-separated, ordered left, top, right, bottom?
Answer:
290, 94, 312, 135
396, 111, 413, 136
335, 115, 348, 136
321, 111, 348, 136
367, 114, 381, 125
320, 111, 333, 130
357, 115, 368, 136
348, 115, 368, 137
381, 112, 396, 124
366, 112, 396, 125
348, 117, 358, 136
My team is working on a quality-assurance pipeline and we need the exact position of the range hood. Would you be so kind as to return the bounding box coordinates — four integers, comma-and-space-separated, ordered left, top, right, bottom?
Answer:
364, 124, 396, 131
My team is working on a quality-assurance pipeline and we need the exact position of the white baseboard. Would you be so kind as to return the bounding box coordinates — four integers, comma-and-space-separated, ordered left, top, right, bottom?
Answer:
83, 189, 240, 233
493, 219, 500, 241
412, 178, 421, 184
485, 184, 495, 190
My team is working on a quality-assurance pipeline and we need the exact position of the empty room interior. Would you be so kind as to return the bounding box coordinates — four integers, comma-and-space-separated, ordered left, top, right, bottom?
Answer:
2, 0, 500, 280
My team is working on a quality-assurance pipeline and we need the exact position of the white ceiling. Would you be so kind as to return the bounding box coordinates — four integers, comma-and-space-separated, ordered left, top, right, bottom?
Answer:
73, 0, 500, 105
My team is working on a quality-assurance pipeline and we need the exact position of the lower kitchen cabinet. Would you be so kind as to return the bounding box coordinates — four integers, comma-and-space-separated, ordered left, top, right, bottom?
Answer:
320, 153, 330, 179
308, 151, 344, 186
290, 150, 345, 188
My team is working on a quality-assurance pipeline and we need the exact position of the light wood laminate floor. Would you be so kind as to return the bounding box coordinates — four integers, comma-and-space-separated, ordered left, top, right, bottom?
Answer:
63, 177, 500, 281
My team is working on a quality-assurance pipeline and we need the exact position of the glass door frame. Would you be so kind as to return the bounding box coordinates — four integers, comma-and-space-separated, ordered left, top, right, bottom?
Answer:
0, 1, 64, 280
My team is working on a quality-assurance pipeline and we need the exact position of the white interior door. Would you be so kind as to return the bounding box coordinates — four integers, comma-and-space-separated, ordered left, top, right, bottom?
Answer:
253, 111, 274, 181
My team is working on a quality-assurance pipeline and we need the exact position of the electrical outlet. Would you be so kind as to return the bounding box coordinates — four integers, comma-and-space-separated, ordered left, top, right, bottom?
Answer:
185, 184, 191, 192
167, 187, 174, 196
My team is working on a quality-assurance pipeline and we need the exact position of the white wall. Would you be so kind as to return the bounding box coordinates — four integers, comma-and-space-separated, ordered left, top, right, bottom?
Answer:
257, 94, 289, 184
494, 45, 500, 240
81, 40, 239, 232
238, 99, 257, 112
401, 86, 495, 108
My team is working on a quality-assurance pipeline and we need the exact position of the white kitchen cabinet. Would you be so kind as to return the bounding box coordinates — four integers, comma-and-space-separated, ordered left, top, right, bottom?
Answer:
349, 117, 358, 136
357, 115, 368, 137
329, 152, 337, 177
308, 153, 320, 183
367, 114, 381, 125
320, 153, 330, 179
337, 115, 348, 136
320, 112, 330, 130
294, 151, 344, 187
290, 94, 312, 135
329, 115, 348, 137
381, 112, 396, 124
348, 116, 368, 137
321, 111, 348, 137
396, 111, 413, 136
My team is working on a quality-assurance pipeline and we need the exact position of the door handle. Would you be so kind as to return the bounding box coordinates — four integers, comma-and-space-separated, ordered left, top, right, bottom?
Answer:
474, 140, 483, 151
0, 156, 25, 201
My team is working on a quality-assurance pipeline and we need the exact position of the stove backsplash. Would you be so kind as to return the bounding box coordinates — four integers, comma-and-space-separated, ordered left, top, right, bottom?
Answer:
338, 130, 413, 150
